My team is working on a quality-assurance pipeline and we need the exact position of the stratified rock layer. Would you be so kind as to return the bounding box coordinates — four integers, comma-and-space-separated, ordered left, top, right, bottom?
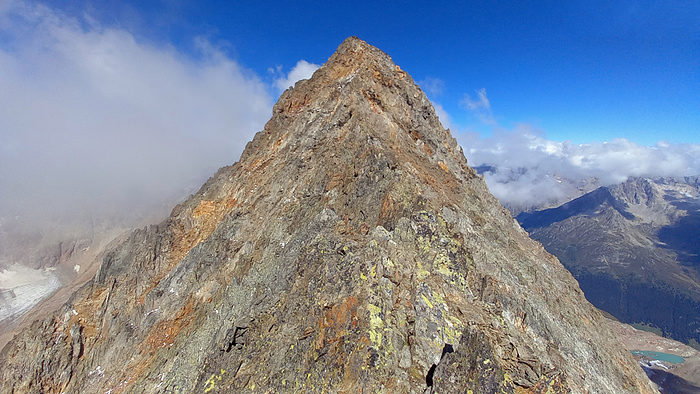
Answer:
0, 37, 657, 393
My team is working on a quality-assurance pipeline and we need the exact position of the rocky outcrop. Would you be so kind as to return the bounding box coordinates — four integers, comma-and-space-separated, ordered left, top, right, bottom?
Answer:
0, 37, 657, 393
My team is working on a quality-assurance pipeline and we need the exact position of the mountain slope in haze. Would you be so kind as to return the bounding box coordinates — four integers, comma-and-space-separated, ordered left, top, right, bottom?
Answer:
1, 37, 657, 394
0, 212, 166, 350
519, 176, 700, 346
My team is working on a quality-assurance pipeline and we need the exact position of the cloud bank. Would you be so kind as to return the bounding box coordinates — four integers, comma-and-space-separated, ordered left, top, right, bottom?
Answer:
457, 126, 700, 211
0, 1, 274, 227
2, 0, 697, 230
437, 87, 700, 212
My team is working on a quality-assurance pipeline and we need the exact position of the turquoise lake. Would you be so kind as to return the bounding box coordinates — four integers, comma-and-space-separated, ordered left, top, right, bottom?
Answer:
631, 350, 685, 364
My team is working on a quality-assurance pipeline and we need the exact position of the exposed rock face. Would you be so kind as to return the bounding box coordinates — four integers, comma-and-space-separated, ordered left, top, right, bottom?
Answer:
518, 177, 700, 345
0, 37, 657, 393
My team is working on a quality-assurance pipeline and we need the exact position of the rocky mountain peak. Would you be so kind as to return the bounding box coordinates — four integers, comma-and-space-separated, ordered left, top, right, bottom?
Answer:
0, 38, 657, 393
269, 36, 455, 164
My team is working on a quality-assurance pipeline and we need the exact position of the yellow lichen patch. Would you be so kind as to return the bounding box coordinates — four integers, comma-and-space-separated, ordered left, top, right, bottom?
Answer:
431, 291, 446, 306
442, 321, 461, 345
416, 235, 432, 254
434, 253, 453, 277
368, 304, 383, 348
384, 257, 395, 269
421, 294, 434, 309
415, 261, 430, 280
204, 369, 226, 393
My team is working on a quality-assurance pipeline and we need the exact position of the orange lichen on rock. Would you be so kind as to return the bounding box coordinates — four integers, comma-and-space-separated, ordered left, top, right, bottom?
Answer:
192, 200, 216, 219
171, 196, 239, 263
65, 285, 110, 340
108, 297, 199, 394
327, 51, 365, 81
362, 90, 383, 114
143, 297, 197, 353
377, 193, 395, 226
316, 296, 358, 350
326, 171, 346, 191
284, 92, 314, 114
394, 65, 407, 79
134, 195, 239, 303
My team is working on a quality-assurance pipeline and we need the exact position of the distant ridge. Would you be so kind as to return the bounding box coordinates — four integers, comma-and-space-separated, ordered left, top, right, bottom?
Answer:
519, 176, 700, 346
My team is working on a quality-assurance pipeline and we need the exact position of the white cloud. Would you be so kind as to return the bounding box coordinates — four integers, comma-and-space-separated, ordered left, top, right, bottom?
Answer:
273, 60, 320, 92
432, 103, 455, 131
458, 125, 700, 211
0, 1, 273, 226
460, 88, 497, 126
437, 88, 700, 211
418, 77, 445, 97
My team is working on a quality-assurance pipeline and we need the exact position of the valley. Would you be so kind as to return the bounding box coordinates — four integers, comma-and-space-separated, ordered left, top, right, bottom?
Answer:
518, 177, 700, 347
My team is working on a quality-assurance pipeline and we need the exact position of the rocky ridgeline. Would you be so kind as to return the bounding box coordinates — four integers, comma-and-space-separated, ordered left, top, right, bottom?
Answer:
0, 37, 657, 393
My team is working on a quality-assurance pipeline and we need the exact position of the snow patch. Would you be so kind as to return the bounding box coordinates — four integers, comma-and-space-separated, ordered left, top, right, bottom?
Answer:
0, 264, 62, 322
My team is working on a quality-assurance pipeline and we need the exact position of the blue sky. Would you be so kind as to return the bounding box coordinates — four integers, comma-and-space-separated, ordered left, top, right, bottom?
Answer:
1, 0, 699, 220
37, 0, 700, 145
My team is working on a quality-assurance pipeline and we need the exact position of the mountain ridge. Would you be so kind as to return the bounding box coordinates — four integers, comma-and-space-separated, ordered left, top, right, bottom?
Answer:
518, 176, 700, 346
1, 37, 656, 393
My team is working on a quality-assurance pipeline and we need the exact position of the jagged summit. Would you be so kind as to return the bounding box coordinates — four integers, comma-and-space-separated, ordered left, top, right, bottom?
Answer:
1, 38, 657, 393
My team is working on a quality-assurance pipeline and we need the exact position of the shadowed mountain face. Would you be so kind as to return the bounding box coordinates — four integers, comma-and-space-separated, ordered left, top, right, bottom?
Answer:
0, 37, 657, 394
519, 177, 700, 345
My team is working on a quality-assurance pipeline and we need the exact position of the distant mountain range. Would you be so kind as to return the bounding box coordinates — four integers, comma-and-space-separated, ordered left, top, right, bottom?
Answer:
517, 176, 700, 346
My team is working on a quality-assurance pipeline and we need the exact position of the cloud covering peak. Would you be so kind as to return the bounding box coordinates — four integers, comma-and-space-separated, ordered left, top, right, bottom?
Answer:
0, 1, 273, 225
